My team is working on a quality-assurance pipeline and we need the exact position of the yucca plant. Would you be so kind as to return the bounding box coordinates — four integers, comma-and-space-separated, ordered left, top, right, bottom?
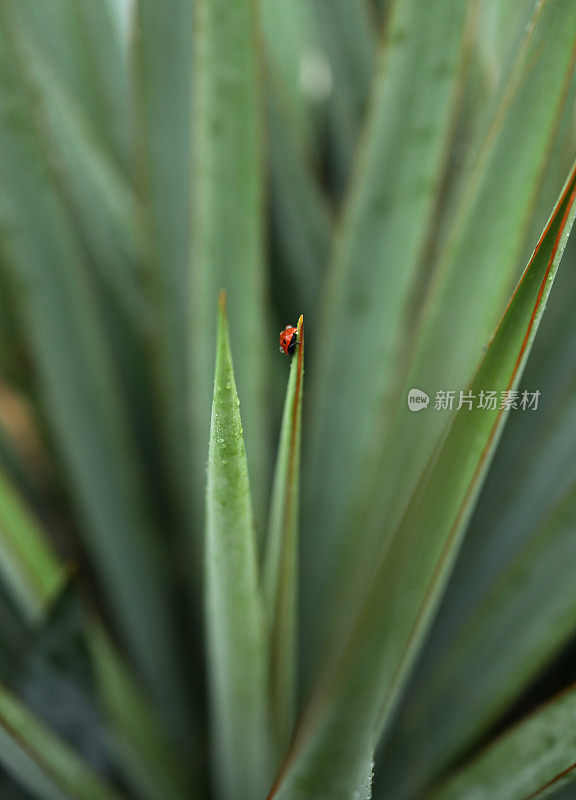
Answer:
0, 0, 575, 798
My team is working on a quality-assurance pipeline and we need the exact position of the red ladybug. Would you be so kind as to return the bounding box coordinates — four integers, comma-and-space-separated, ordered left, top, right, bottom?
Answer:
279, 324, 298, 355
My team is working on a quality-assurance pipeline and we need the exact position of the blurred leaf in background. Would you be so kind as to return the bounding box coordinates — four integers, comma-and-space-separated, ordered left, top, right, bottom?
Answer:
0, 0, 573, 799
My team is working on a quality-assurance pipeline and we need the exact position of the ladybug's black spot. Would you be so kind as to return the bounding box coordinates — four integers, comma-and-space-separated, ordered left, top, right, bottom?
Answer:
287, 333, 297, 355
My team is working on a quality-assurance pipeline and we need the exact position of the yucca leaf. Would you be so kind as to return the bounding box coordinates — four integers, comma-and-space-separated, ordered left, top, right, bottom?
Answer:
205, 293, 270, 800
363, 155, 576, 739
0, 10, 189, 736
320, 3, 576, 673
191, 0, 270, 525
0, 681, 126, 800
427, 687, 576, 800
380, 237, 576, 800
264, 316, 304, 758
420, 0, 537, 269
0, 465, 65, 626
378, 92, 576, 800
361, 0, 576, 547
384, 477, 576, 800
88, 622, 199, 800
15, 0, 129, 166
474, 0, 536, 108
0, 2, 144, 324
271, 160, 576, 800
527, 76, 576, 255
464, 0, 536, 139
305, 0, 470, 646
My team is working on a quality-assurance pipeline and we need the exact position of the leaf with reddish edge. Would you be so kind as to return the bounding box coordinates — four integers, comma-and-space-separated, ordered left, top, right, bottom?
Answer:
269, 161, 576, 800
427, 684, 576, 800
264, 315, 304, 762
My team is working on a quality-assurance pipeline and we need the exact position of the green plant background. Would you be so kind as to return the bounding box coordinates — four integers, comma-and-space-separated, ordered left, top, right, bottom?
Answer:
0, 0, 575, 798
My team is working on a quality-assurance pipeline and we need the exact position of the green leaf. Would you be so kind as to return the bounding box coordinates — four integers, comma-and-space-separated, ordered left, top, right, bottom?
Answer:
191, 0, 270, 524
264, 316, 304, 758
88, 622, 199, 800
475, 0, 537, 98
0, 9, 189, 737
205, 293, 270, 800
380, 236, 576, 800
427, 687, 576, 800
0, 681, 126, 800
0, 2, 144, 325
0, 465, 65, 626
14, 0, 129, 166
377, 91, 576, 800
312, 2, 576, 683
360, 0, 576, 550
386, 476, 576, 800
305, 0, 471, 649
271, 161, 576, 800
417, 0, 537, 273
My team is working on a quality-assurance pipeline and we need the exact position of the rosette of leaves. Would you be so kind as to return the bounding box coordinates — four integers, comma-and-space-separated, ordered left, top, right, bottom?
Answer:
0, 1, 574, 799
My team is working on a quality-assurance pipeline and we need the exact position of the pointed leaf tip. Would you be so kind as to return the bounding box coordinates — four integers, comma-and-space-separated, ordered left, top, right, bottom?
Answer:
265, 313, 305, 758
206, 298, 271, 798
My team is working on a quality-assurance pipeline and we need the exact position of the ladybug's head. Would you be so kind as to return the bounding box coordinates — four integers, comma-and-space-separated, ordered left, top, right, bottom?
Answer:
279, 324, 298, 355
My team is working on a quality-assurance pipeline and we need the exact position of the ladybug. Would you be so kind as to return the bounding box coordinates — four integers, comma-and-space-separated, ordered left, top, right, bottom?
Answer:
279, 324, 298, 355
